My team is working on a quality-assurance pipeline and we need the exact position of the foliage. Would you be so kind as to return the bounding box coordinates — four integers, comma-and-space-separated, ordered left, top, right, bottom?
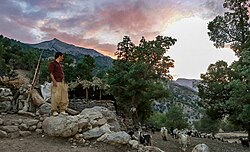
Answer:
146, 112, 167, 129
164, 105, 189, 129
74, 55, 95, 81
202, 0, 250, 138
198, 60, 233, 120
220, 117, 243, 132
107, 35, 176, 123
207, 0, 250, 56
147, 105, 189, 129
193, 114, 220, 133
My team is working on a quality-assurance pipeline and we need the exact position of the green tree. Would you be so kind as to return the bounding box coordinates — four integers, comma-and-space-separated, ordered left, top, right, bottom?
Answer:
107, 35, 176, 124
193, 114, 220, 133
203, 0, 250, 138
208, 0, 250, 56
226, 39, 250, 138
63, 54, 75, 82
198, 60, 233, 120
164, 105, 189, 129
74, 55, 95, 81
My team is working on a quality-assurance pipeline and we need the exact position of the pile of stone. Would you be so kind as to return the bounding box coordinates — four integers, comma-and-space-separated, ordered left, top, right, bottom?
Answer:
0, 114, 43, 138
68, 99, 116, 112
0, 87, 14, 113
42, 106, 164, 152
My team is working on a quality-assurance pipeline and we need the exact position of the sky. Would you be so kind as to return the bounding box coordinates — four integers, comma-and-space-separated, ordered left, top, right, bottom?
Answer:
0, 0, 239, 80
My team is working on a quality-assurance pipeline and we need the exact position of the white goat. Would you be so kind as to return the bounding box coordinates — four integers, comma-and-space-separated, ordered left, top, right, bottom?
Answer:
192, 143, 210, 152
179, 133, 188, 151
160, 127, 168, 141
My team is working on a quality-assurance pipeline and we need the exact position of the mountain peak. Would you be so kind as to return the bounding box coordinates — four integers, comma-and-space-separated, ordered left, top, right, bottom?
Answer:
174, 78, 201, 92
30, 38, 104, 57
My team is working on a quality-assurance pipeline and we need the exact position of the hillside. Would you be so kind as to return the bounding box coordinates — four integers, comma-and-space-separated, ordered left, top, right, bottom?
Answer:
153, 79, 203, 125
30, 38, 103, 57
1, 35, 113, 74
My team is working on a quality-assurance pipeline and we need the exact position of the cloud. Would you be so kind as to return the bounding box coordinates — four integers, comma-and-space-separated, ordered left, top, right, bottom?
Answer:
0, 0, 228, 56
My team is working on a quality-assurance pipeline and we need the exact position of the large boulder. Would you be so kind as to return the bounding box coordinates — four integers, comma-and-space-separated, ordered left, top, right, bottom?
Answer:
42, 115, 80, 137
80, 106, 120, 131
42, 106, 120, 138
106, 131, 131, 144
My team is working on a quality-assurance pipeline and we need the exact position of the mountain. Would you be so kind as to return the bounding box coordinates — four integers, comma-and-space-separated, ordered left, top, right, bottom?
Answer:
153, 79, 203, 125
175, 78, 201, 92
30, 38, 104, 57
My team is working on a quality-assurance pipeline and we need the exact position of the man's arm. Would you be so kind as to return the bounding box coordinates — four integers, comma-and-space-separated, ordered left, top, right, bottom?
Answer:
50, 73, 58, 87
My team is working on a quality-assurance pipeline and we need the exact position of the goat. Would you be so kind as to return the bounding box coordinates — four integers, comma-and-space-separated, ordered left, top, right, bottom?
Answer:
192, 143, 210, 152
139, 131, 152, 146
239, 138, 249, 148
179, 133, 188, 151
127, 130, 139, 140
160, 127, 168, 141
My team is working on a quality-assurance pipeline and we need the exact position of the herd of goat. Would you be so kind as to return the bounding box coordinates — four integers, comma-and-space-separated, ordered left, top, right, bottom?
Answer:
127, 126, 249, 151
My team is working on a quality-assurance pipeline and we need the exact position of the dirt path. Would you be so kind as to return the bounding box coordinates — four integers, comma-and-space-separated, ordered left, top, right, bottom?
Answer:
1, 132, 249, 152
0, 133, 135, 152
151, 132, 249, 152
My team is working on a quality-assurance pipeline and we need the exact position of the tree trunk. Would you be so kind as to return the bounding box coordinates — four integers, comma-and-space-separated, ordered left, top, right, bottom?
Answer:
248, 129, 250, 140
85, 89, 88, 99
99, 90, 101, 100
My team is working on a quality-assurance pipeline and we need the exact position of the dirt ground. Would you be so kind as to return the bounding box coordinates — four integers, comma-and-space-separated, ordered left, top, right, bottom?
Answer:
0, 114, 249, 152
1, 131, 249, 152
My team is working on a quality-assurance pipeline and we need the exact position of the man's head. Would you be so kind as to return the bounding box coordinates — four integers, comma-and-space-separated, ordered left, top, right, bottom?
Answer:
55, 52, 64, 62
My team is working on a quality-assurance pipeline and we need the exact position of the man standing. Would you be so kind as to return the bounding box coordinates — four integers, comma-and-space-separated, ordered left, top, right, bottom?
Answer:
48, 52, 68, 116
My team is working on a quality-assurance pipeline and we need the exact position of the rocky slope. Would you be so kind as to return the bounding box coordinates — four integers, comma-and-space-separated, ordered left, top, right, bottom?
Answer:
153, 79, 203, 125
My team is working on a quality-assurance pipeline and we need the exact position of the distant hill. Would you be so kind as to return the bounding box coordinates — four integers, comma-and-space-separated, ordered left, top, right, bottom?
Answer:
29, 38, 113, 72
30, 38, 104, 58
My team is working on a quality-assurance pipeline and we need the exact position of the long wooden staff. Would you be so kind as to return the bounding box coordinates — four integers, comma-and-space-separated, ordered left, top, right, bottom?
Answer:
21, 50, 44, 112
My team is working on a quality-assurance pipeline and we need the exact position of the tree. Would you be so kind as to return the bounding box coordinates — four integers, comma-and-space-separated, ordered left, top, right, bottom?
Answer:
193, 114, 220, 133
107, 35, 176, 124
207, 0, 250, 56
164, 105, 189, 129
74, 55, 95, 81
202, 0, 250, 138
63, 54, 75, 82
226, 39, 250, 138
198, 61, 233, 120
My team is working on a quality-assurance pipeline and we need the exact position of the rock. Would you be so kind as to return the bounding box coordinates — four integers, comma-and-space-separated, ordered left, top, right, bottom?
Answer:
143, 146, 165, 152
9, 131, 20, 138
82, 127, 105, 139
0, 101, 11, 113
129, 140, 139, 149
0, 130, 8, 138
79, 108, 103, 120
29, 125, 37, 131
35, 129, 43, 134
42, 116, 79, 137
19, 131, 32, 137
106, 131, 131, 144
0, 118, 4, 125
19, 123, 29, 130
80, 106, 120, 131
97, 133, 109, 142
0, 126, 19, 133
23, 119, 39, 127
38, 103, 51, 115
97, 118, 107, 126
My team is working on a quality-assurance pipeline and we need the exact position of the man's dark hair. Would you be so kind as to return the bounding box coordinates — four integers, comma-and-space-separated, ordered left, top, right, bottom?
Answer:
55, 52, 63, 59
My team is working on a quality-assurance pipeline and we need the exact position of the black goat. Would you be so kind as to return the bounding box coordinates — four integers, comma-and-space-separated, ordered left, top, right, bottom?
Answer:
139, 131, 152, 146
239, 138, 249, 148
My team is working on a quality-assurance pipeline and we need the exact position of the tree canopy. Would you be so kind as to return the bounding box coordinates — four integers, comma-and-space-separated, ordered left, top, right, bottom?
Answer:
107, 35, 176, 124
207, 0, 250, 56
200, 0, 250, 138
